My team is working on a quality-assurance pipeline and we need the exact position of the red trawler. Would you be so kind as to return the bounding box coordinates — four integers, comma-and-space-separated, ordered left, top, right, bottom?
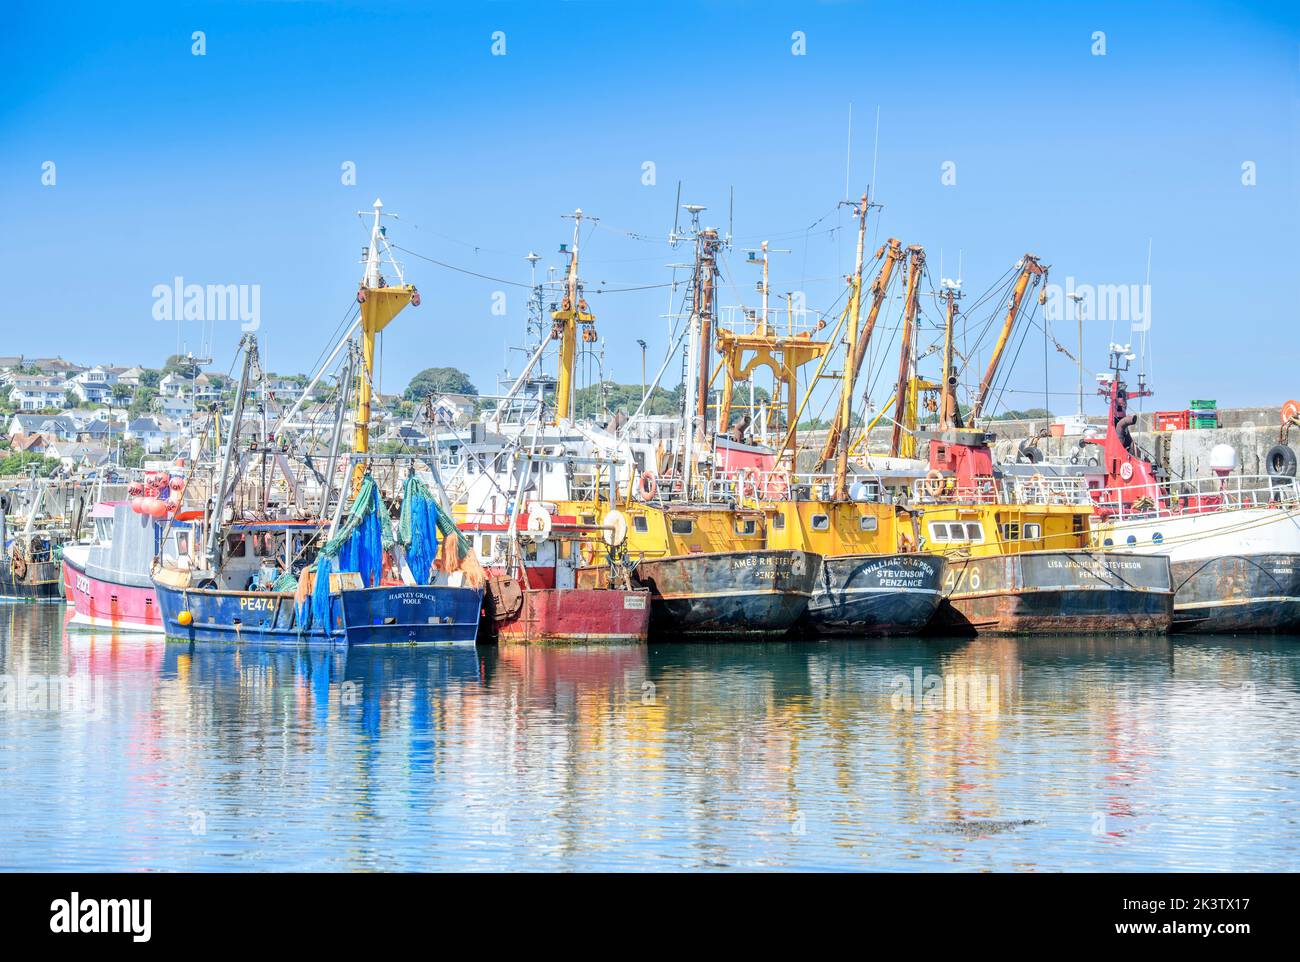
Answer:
469, 504, 650, 645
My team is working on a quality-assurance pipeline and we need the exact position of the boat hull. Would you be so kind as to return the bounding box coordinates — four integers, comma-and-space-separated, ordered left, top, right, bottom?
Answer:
486, 578, 651, 644
0, 559, 62, 601
931, 550, 1172, 634
1095, 509, 1300, 633
62, 552, 165, 632
800, 552, 945, 636
630, 549, 820, 639
1170, 552, 1300, 632
154, 582, 483, 647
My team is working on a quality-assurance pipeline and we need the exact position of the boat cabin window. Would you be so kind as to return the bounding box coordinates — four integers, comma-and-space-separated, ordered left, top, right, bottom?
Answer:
1002, 523, 1020, 541
928, 521, 985, 544
735, 518, 757, 536
772, 513, 785, 530
225, 535, 247, 557
522, 541, 538, 561
1024, 523, 1042, 540
479, 535, 493, 557
632, 515, 648, 533
859, 516, 877, 532
670, 518, 694, 535
811, 514, 830, 531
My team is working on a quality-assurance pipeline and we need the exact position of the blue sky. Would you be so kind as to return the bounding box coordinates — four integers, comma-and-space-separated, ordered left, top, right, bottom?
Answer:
2, 0, 1297, 416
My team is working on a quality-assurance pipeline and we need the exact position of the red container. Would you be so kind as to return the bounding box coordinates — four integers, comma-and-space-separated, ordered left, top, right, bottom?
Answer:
1154, 410, 1190, 432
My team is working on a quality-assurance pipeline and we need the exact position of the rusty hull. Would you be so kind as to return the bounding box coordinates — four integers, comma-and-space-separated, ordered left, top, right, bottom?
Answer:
630, 548, 821, 639
931, 550, 1172, 634
486, 580, 651, 645
1170, 552, 1300, 632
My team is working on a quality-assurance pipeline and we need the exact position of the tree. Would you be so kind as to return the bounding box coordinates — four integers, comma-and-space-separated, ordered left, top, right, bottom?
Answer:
0, 452, 60, 477
404, 367, 478, 401
138, 369, 162, 389
129, 386, 158, 418
573, 381, 677, 420
111, 382, 134, 404
163, 355, 201, 379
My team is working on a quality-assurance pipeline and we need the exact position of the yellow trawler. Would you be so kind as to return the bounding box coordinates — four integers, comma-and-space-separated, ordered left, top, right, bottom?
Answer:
864, 252, 1172, 633
481, 209, 822, 638
701, 193, 946, 635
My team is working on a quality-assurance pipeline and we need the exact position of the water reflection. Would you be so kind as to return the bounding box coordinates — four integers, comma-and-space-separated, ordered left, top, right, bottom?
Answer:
1, 602, 1298, 871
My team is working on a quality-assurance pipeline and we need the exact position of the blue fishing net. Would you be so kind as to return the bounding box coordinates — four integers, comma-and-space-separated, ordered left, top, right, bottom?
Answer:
398, 475, 440, 584
299, 474, 386, 630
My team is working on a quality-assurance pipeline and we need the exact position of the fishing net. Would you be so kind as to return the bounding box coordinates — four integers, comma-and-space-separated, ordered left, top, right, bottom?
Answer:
395, 475, 485, 588
298, 474, 387, 630
398, 475, 440, 585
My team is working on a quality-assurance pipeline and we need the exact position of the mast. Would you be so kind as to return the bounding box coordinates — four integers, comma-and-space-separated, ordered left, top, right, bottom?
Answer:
939, 284, 964, 429
693, 227, 721, 444
552, 209, 597, 424
969, 253, 1047, 422
821, 236, 903, 464
889, 246, 925, 458
207, 334, 258, 569
352, 198, 420, 492
831, 194, 869, 500
318, 341, 357, 525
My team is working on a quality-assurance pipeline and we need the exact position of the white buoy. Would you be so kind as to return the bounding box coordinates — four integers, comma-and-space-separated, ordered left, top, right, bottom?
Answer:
1210, 443, 1238, 476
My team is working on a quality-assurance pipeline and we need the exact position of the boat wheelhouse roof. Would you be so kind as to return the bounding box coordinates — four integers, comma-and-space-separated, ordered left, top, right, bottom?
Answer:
226, 520, 327, 532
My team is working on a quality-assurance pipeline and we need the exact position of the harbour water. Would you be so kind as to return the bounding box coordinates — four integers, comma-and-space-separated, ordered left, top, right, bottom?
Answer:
1, 603, 1298, 872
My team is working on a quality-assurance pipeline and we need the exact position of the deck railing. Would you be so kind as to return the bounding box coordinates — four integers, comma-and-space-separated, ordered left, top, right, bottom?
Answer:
1092, 474, 1300, 520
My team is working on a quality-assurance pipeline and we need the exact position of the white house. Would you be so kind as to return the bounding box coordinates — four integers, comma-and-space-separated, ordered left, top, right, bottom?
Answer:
7, 414, 80, 440
159, 373, 194, 399
71, 366, 118, 405
7, 374, 69, 411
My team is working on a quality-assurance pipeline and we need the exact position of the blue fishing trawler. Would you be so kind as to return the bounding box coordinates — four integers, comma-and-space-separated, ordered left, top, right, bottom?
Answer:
154, 475, 483, 648
157, 202, 484, 648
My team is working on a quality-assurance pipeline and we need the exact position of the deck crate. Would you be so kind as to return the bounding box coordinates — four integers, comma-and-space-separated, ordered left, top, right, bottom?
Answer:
1154, 410, 1190, 431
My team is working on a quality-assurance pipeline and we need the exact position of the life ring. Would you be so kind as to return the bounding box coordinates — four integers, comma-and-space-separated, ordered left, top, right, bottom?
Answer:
637, 470, 658, 501
766, 469, 791, 500
924, 469, 946, 498
735, 467, 756, 500
1119, 461, 1135, 482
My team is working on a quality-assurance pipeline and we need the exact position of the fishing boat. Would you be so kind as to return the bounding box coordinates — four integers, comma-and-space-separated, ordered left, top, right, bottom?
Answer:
708, 202, 946, 635
459, 208, 821, 639
473, 499, 650, 644
868, 252, 1172, 633
62, 495, 198, 631
1, 483, 64, 600
154, 201, 484, 647
1073, 348, 1300, 632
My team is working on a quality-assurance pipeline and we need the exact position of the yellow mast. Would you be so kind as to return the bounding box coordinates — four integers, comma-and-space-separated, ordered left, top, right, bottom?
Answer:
968, 253, 1047, 422
353, 199, 419, 492
551, 209, 596, 424
889, 246, 925, 458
